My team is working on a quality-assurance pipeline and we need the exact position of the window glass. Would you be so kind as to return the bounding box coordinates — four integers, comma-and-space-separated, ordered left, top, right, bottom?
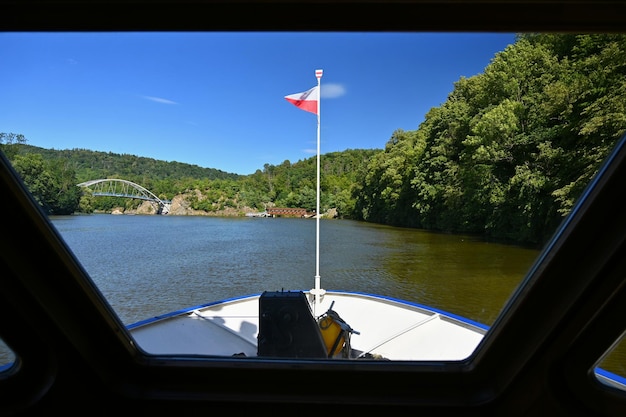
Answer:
596, 334, 626, 391
2, 32, 625, 363
0, 339, 16, 372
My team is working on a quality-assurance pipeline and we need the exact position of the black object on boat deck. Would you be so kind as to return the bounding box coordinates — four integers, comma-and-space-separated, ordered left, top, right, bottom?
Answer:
257, 291, 327, 358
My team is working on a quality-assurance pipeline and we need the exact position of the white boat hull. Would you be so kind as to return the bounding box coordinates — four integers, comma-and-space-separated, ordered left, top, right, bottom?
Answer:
129, 290, 487, 361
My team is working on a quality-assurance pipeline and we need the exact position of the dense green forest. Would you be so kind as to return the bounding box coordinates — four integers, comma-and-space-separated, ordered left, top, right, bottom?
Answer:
31, 145, 240, 184
2, 34, 626, 245
354, 33, 626, 244
1, 136, 380, 219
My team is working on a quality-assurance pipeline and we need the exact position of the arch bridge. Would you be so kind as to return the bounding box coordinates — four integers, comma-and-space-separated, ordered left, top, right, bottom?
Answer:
77, 179, 171, 215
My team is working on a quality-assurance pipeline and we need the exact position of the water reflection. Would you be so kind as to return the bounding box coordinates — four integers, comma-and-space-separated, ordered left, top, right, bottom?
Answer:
362, 225, 538, 325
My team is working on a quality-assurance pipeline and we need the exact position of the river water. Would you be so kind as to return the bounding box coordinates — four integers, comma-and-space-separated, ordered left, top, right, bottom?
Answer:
49, 214, 538, 326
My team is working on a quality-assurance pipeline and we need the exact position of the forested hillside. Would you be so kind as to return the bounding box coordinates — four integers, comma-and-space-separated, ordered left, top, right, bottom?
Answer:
354, 34, 626, 244
21, 145, 240, 183
2, 138, 380, 218
3, 34, 625, 245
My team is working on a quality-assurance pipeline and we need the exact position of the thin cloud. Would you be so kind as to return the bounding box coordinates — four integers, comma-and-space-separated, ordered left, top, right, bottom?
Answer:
321, 83, 346, 99
143, 95, 179, 105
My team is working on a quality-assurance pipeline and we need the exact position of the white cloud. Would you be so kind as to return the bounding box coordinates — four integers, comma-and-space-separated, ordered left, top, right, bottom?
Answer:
321, 83, 346, 99
143, 95, 179, 105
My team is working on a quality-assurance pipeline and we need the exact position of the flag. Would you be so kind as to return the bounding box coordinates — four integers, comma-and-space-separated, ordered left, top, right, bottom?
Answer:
284, 86, 319, 115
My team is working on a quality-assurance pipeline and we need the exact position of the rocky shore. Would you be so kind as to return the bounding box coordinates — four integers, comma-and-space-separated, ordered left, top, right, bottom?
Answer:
107, 193, 338, 218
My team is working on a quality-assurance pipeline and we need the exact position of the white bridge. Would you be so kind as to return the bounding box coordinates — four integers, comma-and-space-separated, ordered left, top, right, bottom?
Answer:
77, 178, 171, 215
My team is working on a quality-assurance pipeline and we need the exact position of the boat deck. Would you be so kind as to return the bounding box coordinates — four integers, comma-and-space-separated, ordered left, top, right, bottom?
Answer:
129, 291, 487, 361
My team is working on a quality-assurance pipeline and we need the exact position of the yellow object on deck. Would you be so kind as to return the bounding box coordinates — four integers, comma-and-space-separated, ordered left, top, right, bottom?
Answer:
318, 315, 345, 356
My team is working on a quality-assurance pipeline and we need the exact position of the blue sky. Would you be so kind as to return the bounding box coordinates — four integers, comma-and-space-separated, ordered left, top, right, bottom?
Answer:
1, 32, 516, 175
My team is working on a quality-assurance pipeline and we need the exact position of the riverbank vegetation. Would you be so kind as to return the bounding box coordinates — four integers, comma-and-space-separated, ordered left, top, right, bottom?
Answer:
2, 34, 625, 245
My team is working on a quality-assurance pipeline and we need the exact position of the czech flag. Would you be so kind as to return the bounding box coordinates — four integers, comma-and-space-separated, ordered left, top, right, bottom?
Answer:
285, 86, 319, 115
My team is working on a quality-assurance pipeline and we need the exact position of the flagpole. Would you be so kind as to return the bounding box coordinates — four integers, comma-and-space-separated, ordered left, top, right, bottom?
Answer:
284, 70, 325, 315
313, 68, 324, 316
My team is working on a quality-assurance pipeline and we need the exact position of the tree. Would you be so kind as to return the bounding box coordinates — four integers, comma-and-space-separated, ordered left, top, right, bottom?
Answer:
11, 153, 81, 215
0, 133, 26, 160
11, 153, 57, 212
356, 129, 424, 226
360, 34, 626, 244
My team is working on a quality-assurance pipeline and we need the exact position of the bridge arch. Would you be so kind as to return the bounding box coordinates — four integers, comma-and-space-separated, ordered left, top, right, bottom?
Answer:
77, 178, 171, 214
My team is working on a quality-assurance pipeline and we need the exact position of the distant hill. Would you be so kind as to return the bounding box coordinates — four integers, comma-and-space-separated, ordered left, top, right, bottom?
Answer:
11, 142, 382, 219
16, 144, 240, 184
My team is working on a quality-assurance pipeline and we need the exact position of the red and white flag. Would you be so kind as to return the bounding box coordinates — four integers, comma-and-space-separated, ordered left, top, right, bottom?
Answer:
284, 86, 319, 115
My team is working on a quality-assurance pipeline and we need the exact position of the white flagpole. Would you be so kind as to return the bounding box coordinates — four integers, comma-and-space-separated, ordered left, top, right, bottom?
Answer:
313, 68, 324, 316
